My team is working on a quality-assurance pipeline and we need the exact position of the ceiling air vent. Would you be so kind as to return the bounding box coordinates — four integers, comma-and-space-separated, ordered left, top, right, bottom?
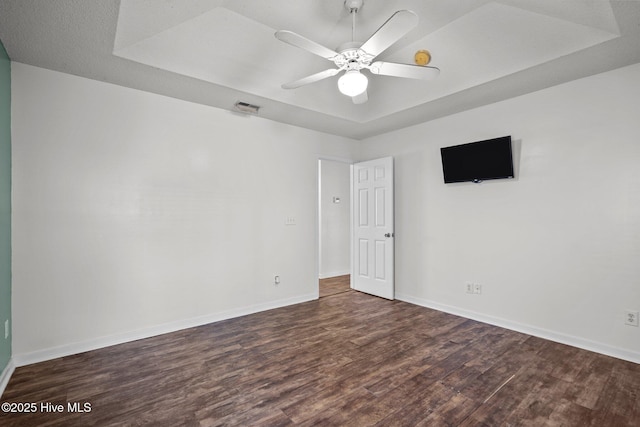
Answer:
233, 101, 260, 114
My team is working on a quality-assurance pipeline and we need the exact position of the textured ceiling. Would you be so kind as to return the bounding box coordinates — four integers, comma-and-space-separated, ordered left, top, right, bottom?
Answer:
1, 0, 639, 139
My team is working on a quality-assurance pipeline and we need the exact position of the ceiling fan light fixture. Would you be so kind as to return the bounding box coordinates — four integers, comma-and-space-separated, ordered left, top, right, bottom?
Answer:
337, 70, 368, 97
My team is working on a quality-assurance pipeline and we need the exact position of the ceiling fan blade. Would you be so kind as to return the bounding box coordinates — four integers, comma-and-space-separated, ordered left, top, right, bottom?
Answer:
352, 90, 368, 104
360, 10, 419, 58
282, 68, 340, 89
275, 30, 339, 60
369, 62, 440, 80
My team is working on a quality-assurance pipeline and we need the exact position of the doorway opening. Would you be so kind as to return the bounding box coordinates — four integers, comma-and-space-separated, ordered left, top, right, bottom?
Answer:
319, 275, 351, 298
318, 158, 352, 298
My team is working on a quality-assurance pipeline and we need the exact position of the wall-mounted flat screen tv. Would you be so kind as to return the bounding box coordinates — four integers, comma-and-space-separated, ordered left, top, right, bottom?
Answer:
440, 136, 514, 184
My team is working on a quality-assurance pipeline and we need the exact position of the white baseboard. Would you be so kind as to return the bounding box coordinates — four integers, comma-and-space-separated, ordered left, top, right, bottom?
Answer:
319, 271, 350, 279
0, 358, 15, 398
13, 291, 638, 370
396, 293, 640, 365
13, 293, 317, 367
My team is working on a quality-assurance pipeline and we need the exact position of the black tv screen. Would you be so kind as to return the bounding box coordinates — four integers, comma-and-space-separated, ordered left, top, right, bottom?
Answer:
440, 136, 514, 183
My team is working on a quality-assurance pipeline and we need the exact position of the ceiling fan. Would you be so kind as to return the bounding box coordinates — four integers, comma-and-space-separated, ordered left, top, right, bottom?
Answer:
274, 0, 440, 104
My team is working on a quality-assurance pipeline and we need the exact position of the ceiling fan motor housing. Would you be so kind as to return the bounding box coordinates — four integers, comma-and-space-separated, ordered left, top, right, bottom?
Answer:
335, 41, 372, 71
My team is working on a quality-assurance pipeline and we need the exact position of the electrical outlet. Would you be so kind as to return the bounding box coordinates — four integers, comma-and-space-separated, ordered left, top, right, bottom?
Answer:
4, 319, 8, 339
465, 282, 474, 294
474, 284, 482, 294
625, 310, 639, 327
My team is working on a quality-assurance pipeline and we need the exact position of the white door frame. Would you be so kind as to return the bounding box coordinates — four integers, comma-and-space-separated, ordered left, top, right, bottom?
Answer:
316, 156, 394, 299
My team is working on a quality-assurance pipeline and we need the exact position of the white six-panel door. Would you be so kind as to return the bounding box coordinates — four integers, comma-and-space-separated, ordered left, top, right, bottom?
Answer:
352, 157, 394, 300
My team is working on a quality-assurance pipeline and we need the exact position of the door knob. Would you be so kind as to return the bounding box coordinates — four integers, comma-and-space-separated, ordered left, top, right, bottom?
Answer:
385, 233, 394, 238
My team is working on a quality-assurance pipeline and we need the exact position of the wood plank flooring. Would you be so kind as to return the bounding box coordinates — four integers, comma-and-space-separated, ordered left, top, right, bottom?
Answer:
319, 275, 350, 298
1, 290, 639, 426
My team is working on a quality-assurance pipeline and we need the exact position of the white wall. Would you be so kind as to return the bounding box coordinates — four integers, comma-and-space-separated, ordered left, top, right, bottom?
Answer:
11, 60, 640, 365
11, 63, 358, 363
319, 160, 350, 278
359, 62, 640, 362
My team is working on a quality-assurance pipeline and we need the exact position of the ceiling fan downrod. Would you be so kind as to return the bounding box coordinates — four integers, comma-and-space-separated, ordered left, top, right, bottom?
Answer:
345, 0, 363, 41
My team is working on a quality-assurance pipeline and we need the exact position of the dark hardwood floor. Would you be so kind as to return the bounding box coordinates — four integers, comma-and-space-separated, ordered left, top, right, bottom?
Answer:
319, 274, 350, 297
1, 290, 639, 426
